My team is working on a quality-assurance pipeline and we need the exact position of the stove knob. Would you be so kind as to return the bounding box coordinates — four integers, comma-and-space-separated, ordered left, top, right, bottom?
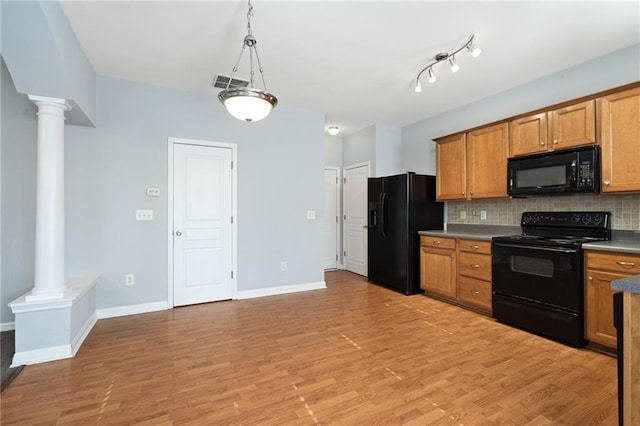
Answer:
531, 215, 540, 223
582, 215, 592, 224
593, 215, 603, 223
571, 214, 580, 223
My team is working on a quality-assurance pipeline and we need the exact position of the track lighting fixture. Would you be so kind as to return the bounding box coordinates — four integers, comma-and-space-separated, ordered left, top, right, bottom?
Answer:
414, 35, 481, 92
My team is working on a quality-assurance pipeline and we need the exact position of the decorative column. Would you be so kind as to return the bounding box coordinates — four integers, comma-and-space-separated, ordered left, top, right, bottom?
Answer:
26, 95, 71, 301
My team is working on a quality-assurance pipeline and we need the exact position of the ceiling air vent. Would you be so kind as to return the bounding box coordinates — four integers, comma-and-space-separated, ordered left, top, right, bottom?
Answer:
212, 74, 250, 89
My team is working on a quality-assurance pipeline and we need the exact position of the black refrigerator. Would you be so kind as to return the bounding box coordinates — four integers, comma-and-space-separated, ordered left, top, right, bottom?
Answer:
367, 172, 444, 295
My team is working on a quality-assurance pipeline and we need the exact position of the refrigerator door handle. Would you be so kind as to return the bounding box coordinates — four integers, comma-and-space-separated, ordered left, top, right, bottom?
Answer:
379, 192, 387, 238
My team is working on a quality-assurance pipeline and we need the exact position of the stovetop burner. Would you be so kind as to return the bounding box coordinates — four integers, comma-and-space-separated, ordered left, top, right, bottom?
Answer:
493, 212, 611, 248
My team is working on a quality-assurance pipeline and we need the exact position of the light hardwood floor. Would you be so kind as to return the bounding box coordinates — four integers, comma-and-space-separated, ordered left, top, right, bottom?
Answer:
1, 271, 617, 425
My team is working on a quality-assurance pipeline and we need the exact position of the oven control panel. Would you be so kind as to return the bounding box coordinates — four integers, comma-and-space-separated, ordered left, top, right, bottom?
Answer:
521, 211, 610, 228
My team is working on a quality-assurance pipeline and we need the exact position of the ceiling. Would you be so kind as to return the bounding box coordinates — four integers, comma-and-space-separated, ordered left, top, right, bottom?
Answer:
59, 1, 640, 136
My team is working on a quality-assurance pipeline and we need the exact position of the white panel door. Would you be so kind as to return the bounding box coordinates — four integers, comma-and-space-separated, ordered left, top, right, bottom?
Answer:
173, 144, 233, 306
324, 168, 339, 270
343, 164, 369, 276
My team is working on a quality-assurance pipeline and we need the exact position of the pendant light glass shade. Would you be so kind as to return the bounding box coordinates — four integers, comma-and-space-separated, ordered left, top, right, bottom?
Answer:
219, 88, 278, 122
218, 1, 277, 122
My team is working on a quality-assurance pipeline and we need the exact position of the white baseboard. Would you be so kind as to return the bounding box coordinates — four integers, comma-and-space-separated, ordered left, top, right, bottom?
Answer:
236, 281, 326, 300
12, 344, 73, 367
96, 301, 168, 319
1, 322, 15, 332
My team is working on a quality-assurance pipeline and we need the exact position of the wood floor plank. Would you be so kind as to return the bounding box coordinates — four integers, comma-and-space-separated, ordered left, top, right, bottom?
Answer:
0, 271, 617, 424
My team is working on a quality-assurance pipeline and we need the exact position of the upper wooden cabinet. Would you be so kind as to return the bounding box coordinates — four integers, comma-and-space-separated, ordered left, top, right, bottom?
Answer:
510, 100, 596, 157
435, 133, 467, 200
466, 123, 509, 199
435, 123, 509, 201
598, 86, 640, 193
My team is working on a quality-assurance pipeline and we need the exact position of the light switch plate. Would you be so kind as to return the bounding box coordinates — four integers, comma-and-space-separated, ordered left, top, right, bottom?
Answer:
136, 209, 153, 221
307, 210, 316, 220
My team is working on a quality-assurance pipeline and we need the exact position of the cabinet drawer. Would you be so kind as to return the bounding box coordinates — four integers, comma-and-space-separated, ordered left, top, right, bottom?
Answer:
458, 252, 492, 281
585, 251, 640, 274
458, 239, 491, 254
458, 276, 492, 310
420, 236, 456, 250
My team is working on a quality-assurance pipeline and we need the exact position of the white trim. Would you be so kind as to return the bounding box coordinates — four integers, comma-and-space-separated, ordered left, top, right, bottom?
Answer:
1, 322, 15, 332
236, 281, 326, 300
167, 137, 238, 307
96, 301, 168, 319
12, 344, 73, 367
71, 313, 97, 355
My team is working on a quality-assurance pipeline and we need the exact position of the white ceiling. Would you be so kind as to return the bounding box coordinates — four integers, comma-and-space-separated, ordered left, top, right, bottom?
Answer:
59, 1, 640, 136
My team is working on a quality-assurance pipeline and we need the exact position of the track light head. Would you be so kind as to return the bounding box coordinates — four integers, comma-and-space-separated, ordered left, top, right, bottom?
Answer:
466, 41, 482, 58
448, 56, 459, 73
414, 79, 422, 93
427, 67, 436, 83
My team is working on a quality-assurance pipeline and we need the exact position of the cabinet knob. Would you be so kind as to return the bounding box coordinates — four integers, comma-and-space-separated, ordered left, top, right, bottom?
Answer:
603, 181, 611, 186
470, 191, 474, 195
450, 255, 454, 259
434, 241, 440, 245
553, 140, 559, 145
539, 141, 545, 146
470, 245, 479, 250
462, 191, 465, 196
471, 264, 480, 269
588, 276, 593, 281
471, 290, 480, 295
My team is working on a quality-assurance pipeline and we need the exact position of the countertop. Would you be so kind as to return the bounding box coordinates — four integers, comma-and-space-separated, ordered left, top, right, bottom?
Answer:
419, 226, 640, 254
583, 230, 640, 254
612, 274, 640, 294
418, 224, 520, 241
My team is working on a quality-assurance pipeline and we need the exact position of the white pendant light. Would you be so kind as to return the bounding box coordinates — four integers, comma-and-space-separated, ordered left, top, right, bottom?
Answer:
218, 1, 278, 122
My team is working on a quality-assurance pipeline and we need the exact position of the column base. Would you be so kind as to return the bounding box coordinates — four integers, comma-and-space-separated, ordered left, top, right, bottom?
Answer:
24, 287, 67, 302
9, 276, 98, 366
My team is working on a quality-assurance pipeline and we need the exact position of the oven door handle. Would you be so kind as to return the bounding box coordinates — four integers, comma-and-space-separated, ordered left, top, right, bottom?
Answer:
492, 242, 579, 254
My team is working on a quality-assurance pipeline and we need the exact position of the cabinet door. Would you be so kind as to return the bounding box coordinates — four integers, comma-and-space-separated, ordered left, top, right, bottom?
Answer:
420, 247, 456, 298
466, 123, 509, 199
435, 133, 467, 201
510, 112, 548, 157
598, 87, 640, 193
458, 276, 492, 311
585, 269, 623, 349
549, 100, 595, 150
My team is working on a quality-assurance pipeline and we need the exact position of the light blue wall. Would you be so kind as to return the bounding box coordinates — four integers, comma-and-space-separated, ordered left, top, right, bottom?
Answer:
64, 76, 325, 310
1, 58, 38, 325
2, 1, 96, 126
401, 44, 640, 175
323, 134, 342, 168
343, 125, 376, 172
375, 125, 402, 177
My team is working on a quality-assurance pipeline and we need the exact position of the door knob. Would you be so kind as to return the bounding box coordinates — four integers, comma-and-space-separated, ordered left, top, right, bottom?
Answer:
175, 230, 182, 236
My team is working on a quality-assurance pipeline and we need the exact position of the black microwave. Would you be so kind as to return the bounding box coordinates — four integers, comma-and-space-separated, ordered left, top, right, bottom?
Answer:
507, 146, 600, 196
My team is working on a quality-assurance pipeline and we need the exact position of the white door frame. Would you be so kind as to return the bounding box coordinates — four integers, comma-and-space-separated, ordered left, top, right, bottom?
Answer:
167, 137, 238, 308
342, 161, 370, 274
324, 166, 342, 270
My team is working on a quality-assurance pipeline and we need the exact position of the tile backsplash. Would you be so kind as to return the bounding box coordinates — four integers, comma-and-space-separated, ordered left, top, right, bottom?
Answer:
447, 194, 640, 230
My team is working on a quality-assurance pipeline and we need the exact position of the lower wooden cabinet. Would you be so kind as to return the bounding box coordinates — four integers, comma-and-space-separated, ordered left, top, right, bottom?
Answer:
584, 250, 640, 350
420, 237, 456, 298
420, 236, 492, 314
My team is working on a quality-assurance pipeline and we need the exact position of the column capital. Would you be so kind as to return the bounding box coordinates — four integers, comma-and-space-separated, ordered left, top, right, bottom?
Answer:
27, 95, 72, 112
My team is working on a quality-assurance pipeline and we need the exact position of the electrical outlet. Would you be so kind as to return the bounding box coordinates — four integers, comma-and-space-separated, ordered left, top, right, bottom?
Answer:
125, 274, 135, 286
281, 261, 288, 272
460, 210, 467, 220
481, 210, 487, 220
307, 210, 316, 220
146, 187, 161, 197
